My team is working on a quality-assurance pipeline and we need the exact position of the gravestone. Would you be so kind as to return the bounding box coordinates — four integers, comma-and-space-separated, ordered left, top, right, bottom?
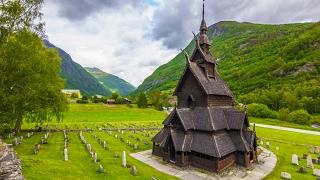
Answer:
298, 166, 307, 173
134, 144, 138, 150
291, 154, 299, 165
310, 147, 315, 153
313, 159, 319, 164
313, 169, 320, 177
122, 151, 126, 167
98, 164, 105, 173
27, 133, 30, 138
87, 144, 92, 152
64, 148, 68, 161
151, 177, 157, 180
315, 147, 320, 154
276, 146, 279, 151
303, 154, 308, 159
307, 155, 313, 168
93, 153, 97, 163
266, 141, 270, 148
103, 141, 107, 149
13, 138, 18, 146
130, 165, 138, 176
280, 172, 291, 179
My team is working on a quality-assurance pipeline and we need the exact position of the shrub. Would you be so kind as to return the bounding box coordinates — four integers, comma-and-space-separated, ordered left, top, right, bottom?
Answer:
76, 100, 89, 104
287, 109, 312, 125
247, 103, 278, 119
278, 108, 290, 121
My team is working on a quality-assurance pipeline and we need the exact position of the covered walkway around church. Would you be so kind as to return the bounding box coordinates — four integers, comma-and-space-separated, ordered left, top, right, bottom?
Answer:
131, 147, 276, 180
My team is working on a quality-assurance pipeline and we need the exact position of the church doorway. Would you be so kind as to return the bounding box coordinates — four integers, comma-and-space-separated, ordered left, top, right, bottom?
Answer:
169, 143, 176, 163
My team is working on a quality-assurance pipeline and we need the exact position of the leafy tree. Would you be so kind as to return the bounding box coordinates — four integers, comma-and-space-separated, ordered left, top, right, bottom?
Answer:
278, 108, 290, 121
0, 0, 67, 133
0, 0, 45, 43
0, 30, 68, 133
81, 95, 88, 101
287, 109, 312, 125
247, 103, 278, 119
137, 93, 148, 108
71, 93, 79, 99
115, 96, 124, 104
111, 92, 119, 100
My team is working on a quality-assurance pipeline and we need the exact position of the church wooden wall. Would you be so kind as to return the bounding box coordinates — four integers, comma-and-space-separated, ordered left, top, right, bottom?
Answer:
217, 153, 236, 172
176, 70, 207, 108
207, 95, 233, 107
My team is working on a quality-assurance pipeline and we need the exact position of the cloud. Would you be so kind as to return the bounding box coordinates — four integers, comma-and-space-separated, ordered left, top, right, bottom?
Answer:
43, 0, 320, 86
43, 1, 177, 86
151, 0, 320, 49
52, 0, 143, 21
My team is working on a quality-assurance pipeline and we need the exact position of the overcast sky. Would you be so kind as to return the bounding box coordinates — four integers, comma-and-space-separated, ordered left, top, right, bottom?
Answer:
43, 0, 320, 86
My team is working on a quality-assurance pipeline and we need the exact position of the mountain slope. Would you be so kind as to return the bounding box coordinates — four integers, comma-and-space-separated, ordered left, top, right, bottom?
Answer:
133, 21, 320, 113
85, 67, 136, 96
44, 41, 111, 96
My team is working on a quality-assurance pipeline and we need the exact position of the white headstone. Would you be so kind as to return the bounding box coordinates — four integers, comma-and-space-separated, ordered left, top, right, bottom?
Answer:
94, 153, 97, 163
122, 151, 126, 167
87, 144, 92, 152
313, 169, 320, 177
315, 147, 320, 154
64, 148, 68, 161
103, 141, 106, 149
27, 133, 30, 138
291, 154, 299, 165
260, 140, 263, 145
307, 155, 313, 168
121, 130, 124, 134
280, 172, 291, 179
266, 142, 270, 148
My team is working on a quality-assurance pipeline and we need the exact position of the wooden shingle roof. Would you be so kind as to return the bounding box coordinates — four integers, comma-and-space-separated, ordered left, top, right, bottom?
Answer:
164, 107, 248, 131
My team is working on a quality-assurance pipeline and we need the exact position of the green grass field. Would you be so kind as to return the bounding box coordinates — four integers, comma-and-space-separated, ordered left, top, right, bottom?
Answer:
4, 103, 320, 179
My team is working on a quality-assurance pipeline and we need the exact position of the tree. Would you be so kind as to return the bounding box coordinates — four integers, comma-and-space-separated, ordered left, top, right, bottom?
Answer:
287, 109, 312, 125
0, 30, 68, 133
0, 0, 45, 43
137, 93, 148, 108
247, 103, 278, 119
111, 92, 119, 100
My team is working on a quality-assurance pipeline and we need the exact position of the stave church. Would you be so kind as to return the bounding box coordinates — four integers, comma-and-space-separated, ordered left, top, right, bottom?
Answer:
152, 1, 257, 173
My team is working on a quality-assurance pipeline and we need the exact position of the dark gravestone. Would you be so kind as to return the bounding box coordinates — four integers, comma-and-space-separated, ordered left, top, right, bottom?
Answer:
302, 154, 308, 159
298, 166, 307, 174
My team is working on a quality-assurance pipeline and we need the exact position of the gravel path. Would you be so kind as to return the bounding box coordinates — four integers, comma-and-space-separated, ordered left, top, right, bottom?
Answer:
252, 123, 320, 136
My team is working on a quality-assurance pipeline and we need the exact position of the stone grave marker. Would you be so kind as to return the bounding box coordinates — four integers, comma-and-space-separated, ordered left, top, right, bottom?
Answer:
298, 166, 307, 173
64, 148, 68, 161
13, 138, 18, 146
122, 151, 126, 167
103, 141, 107, 149
307, 155, 313, 168
93, 153, 97, 163
266, 142, 270, 148
130, 165, 138, 176
313, 169, 320, 177
98, 164, 105, 173
291, 154, 299, 165
303, 154, 308, 159
280, 172, 291, 179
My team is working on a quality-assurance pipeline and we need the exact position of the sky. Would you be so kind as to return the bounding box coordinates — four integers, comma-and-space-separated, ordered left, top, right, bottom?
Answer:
43, 0, 320, 86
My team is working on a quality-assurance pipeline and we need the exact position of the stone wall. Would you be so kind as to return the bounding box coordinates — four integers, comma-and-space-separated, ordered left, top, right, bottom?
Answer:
0, 142, 24, 180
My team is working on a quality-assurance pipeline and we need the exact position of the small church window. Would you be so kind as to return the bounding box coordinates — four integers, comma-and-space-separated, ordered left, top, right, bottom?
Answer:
187, 95, 195, 108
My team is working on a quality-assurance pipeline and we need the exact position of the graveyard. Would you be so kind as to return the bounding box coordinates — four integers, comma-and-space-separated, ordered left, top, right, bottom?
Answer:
1, 103, 319, 179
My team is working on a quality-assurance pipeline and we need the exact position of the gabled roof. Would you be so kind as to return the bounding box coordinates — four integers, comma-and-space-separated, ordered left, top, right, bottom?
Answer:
164, 107, 248, 132
173, 61, 233, 97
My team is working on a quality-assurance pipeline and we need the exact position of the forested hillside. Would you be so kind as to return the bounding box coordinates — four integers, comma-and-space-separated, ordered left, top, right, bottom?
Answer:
134, 21, 320, 115
85, 67, 136, 96
44, 41, 111, 96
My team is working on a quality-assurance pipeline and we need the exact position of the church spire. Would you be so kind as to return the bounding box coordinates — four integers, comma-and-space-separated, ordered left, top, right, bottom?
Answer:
199, 0, 210, 46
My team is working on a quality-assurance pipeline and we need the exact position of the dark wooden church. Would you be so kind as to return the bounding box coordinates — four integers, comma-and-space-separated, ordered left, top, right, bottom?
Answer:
152, 2, 257, 173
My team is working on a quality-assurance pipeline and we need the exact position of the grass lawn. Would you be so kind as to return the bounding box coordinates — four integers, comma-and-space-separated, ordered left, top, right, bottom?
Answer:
22, 103, 167, 129
4, 103, 320, 179
255, 127, 320, 180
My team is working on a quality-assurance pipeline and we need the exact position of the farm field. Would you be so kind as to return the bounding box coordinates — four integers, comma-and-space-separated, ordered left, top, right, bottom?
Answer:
4, 103, 320, 180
